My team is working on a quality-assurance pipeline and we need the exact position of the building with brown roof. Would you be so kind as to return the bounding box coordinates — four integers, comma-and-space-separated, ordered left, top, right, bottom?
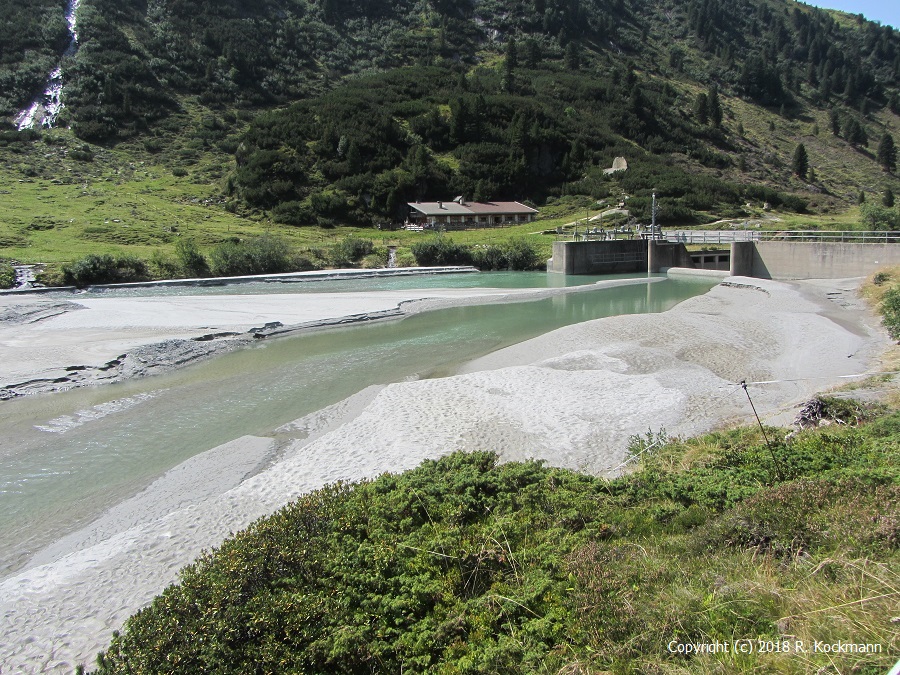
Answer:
406, 198, 538, 230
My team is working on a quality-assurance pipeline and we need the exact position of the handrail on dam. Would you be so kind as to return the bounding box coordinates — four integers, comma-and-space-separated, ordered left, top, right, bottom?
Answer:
665, 230, 900, 245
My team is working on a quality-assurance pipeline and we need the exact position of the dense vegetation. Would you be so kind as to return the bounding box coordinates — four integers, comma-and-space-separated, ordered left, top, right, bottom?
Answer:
91, 400, 899, 673
0, 0, 70, 118
230, 62, 816, 226
25, 0, 898, 144
2, 0, 898, 222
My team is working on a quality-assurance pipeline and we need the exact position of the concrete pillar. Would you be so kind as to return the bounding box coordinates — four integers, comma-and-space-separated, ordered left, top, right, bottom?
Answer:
730, 241, 755, 277
648, 240, 666, 272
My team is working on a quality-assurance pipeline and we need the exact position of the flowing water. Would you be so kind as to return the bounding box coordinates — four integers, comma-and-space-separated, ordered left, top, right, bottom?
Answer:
15, 0, 80, 130
0, 273, 715, 576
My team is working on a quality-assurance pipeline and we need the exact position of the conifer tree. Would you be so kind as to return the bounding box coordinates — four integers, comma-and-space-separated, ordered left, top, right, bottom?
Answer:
884, 188, 895, 208
877, 133, 896, 173
693, 92, 709, 125
844, 118, 868, 147
792, 143, 809, 179
708, 85, 723, 128
565, 41, 581, 70
829, 107, 841, 135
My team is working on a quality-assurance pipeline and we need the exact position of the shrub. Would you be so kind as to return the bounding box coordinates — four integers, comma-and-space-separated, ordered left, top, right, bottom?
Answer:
62, 254, 151, 287
861, 202, 899, 231
360, 250, 389, 268
881, 286, 900, 339
332, 236, 374, 265
175, 238, 211, 278
471, 240, 542, 271
68, 148, 94, 162
148, 251, 182, 279
410, 236, 472, 266
394, 250, 417, 267
0, 262, 15, 289
270, 201, 315, 227
208, 235, 292, 277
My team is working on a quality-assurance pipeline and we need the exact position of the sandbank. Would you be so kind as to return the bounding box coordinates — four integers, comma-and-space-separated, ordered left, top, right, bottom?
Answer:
0, 275, 890, 672
1, 277, 649, 397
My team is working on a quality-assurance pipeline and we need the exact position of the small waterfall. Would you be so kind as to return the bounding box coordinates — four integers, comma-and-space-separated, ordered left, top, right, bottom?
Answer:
15, 0, 80, 130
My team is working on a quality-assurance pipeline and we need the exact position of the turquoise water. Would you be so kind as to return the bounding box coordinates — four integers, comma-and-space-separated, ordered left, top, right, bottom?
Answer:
0, 275, 715, 576
55, 271, 643, 297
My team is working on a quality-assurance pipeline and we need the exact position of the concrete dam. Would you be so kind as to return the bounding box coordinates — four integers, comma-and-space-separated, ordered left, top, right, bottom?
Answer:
548, 237, 900, 279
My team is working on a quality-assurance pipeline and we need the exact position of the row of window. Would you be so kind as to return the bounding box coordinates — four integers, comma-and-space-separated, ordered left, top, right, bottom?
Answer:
419, 215, 533, 224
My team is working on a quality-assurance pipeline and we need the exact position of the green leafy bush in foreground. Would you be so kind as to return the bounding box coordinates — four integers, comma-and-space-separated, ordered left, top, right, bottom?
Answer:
92, 407, 900, 674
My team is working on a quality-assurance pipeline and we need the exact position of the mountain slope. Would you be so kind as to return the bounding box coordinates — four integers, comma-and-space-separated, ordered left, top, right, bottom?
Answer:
1, 0, 898, 232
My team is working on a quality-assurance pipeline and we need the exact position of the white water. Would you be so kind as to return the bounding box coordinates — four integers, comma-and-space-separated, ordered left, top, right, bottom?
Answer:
15, 0, 80, 130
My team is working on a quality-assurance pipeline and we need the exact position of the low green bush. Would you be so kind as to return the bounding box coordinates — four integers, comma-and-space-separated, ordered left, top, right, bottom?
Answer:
410, 236, 473, 266
471, 240, 542, 270
881, 286, 900, 340
331, 236, 374, 266
0, 262, 15, 289
208, 235, 292, 277
62, 254, 151, 287
175, 238, 211, 278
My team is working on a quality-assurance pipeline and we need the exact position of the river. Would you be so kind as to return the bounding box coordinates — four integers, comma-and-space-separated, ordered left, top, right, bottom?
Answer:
0, 272, 715, 576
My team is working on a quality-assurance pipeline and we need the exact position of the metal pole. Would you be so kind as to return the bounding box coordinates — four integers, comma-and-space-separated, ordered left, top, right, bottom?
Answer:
741, 380, 784, 481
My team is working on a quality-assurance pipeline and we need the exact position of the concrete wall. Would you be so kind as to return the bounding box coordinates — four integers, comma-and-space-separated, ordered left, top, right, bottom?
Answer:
689, 250, 730, 271
648, 241, 694, 272
548, 240, 648, 274
735, 241, 900, 279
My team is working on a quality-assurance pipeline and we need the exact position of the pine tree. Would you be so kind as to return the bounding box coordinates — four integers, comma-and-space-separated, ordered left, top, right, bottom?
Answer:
708, 85, 723, 128
693, 93, 709, 125
792, 143, 809, 179
877, 133, 896, 173
844, 118, 868, 147
522, 38, 540, 68
884, 188, 895, 208
505, 37, 518, 70
565, 41, 581, 70
829, 108, 841, 136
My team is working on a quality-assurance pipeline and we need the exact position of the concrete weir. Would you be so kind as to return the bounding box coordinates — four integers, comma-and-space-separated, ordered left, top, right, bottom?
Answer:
549, 238, 900, 279
547, 240, 726, 274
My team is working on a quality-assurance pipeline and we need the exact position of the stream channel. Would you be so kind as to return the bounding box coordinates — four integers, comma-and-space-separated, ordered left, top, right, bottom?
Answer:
0, 271, 716, 576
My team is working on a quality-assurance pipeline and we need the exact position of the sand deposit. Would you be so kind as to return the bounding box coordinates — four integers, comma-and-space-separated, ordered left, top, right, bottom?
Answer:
0, 275, 889, 672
